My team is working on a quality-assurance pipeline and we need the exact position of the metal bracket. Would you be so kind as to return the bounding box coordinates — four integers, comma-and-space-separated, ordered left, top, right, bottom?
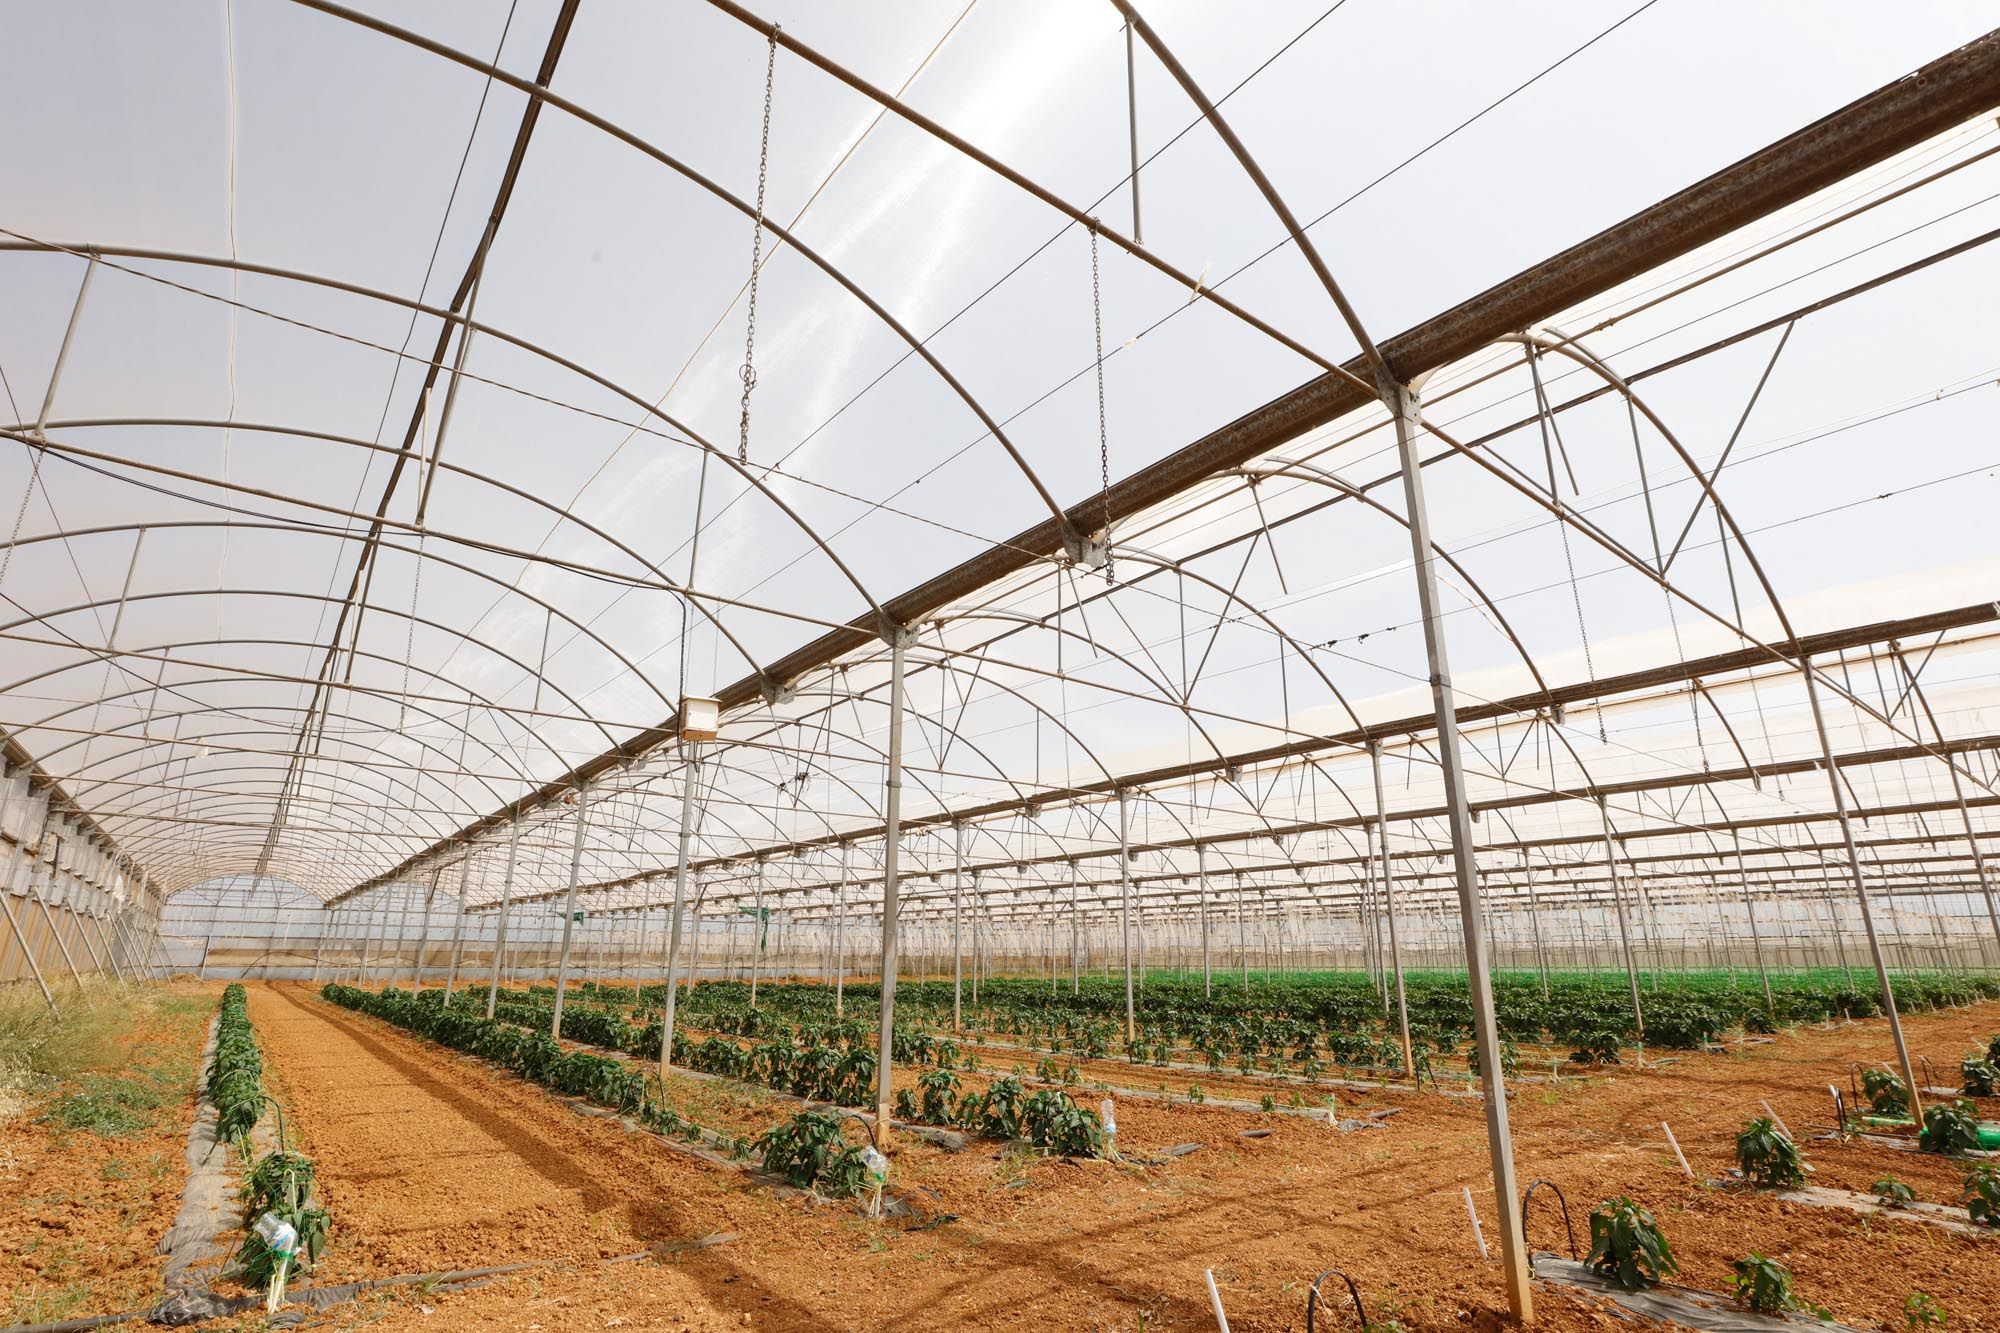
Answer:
758, 674, 796, 706
875, 616, 918, 650
1062, 527, 1109, 571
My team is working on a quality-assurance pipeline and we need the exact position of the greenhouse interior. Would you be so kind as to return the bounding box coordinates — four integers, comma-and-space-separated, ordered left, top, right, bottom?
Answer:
3, 3, 2000, 1330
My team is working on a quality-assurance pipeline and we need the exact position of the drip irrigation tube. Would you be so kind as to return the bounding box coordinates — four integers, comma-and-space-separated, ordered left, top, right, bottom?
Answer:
1305, 1268, 1367, 1333
1521, 1178, 1579, 1260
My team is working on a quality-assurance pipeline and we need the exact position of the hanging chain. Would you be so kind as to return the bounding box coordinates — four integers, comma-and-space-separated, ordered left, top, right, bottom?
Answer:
0, 443, 45, 599
737, 28, 779, 466
399, 531, 427, 732
1090, 224, 1113, 582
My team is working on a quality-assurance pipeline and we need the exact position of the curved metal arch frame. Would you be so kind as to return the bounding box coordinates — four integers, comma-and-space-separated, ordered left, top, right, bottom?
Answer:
0, 582, 634, 765
1500, 327, 2000, 803
40, 701, 536, 877
0, 418, 854, 672
16, 685, 535, 861
669, 0, 1371, 390
264, 0, 1095, 550
5, 11, 1993, 963
11, 631, 577, 803
0, 517, 680, 739
0, 239, 886, 658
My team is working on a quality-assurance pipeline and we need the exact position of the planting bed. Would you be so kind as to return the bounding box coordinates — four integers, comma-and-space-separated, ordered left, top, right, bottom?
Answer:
196, 978, 2000, 1332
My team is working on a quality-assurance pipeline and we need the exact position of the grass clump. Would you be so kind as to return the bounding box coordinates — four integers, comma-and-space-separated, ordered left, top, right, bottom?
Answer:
0, 981, 137, 1112
39, 1070, 177, 1136
2, 981, 196, 1135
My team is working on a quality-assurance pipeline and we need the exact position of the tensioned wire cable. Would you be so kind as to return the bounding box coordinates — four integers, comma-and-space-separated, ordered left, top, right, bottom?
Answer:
524, 0, 1384, 696
595, 0, 1714, 724
685, 0, 1663, 582
432, 3, 983, 708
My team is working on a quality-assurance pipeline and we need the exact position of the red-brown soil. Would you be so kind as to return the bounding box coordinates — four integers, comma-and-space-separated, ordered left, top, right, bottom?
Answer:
203, 983, 2000, 1332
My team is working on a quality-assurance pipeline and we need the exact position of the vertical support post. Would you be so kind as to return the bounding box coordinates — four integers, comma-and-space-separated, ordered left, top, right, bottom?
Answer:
634, 901, 651, 999
1237, 875, 1248, 993
750, 858, 765, 1006
1370, 740, 1414, 1078
1597, 797, 1645, 1036
486, 818, 522, 1018
1521, 849, 1550, 999
444, 857, 474, 1001
549, 781, 592, 1038
310, 906, 333, 984
952, 821, 965, 1032
1117, 789, 1135, 1043
1070, 863, 1081, 995
1800, 663, 1921, 1120
1384, 378, 1531, 1322
873, 628, 910, 1149
366, 888, 388, 980
659, 744, 702, 1075
410, 871, 437, 993
1734, 834, 1773, 1013
1197, 846, 1211, 997
834, 841, 847, 1017
1049, 904, 1058, 993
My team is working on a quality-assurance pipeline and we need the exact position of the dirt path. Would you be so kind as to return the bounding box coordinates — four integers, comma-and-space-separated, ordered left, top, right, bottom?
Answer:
249, 982, 2000, 1332
251, 984, 768, 1327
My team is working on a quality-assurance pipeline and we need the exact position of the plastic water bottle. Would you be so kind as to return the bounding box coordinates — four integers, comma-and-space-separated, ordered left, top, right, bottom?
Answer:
253, 1213, 299, 1313
860, 1145, 889, 1185
252, 1212, 299, 1258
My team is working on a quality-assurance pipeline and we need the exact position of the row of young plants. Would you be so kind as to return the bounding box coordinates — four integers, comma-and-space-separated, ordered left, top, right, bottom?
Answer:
1844, 1038, 2000, 1167
476, 988, 890, 1105
584, 969, 2000, 1086
209, 985, 331, 1295
748, 1075, 1109, 1202
509, 981, 973, 1070
1736, 1108, 1999, 1234
464, 986, 1106, 1154
1588, 1152, 1996, 1321
319, 984, 757, 1159
324, 985, 1103, 1208
1959, 1033, 2000, 1096
1583, 1197, 1824, 1317
210, 983, 266, 1150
